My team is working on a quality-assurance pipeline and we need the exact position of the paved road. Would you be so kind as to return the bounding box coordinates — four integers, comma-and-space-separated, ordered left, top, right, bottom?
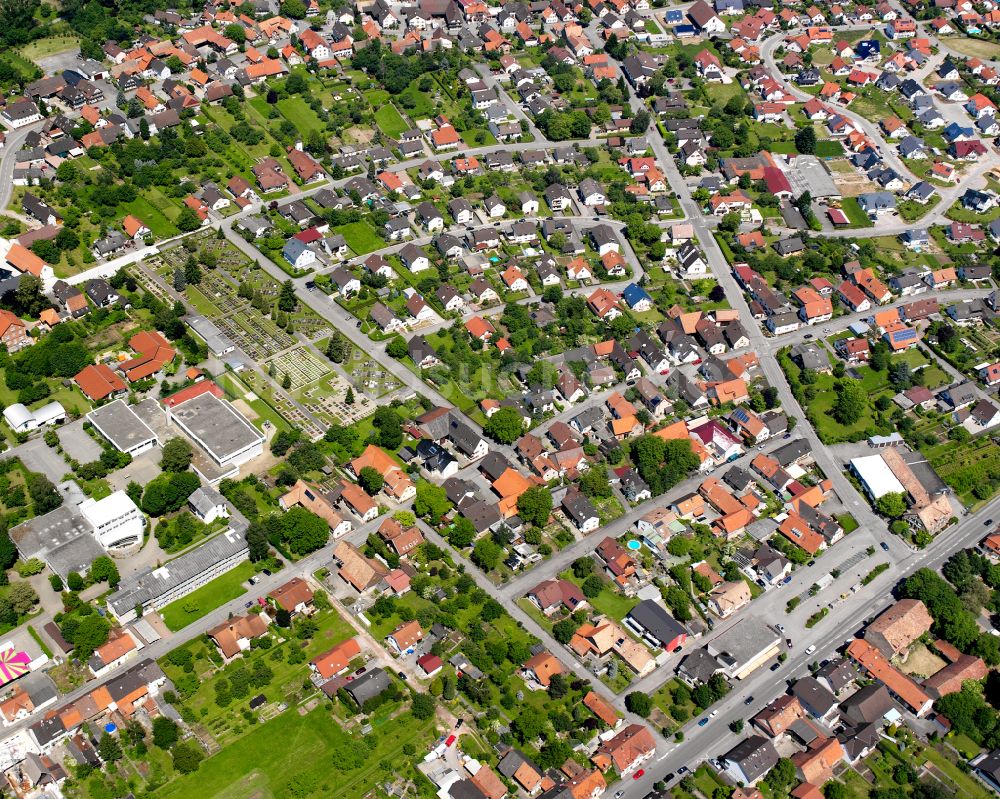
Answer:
0, 513, 390, 739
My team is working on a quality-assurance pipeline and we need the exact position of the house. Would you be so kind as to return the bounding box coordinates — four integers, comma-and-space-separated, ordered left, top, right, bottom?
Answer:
709, 580, 752, 618
722, 736, 779, 786
593, 724, 656, 775
311, 638, 361, 679
523, 651, 564, 687
527, 579, 587, 615
350, 445, 415, 501
625, 599, 687, 651
387, 620, 423, 655
269, 577, 314, 616
562, 488, 599, 532
208, 614, 268, 660
865, 599, 932, 658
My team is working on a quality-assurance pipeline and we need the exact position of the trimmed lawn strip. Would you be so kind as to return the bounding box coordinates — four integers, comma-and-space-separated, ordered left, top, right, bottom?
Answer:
374, 104, 410, 137
159, 561, 256, 631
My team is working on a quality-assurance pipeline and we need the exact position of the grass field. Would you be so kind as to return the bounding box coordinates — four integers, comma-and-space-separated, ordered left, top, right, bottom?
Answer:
159, 561, 256, 631
924, 437, 1000, 507
374, 104, 410, 137
121, 196, 179, 238
156, 707, 434, 799
839, 197, 875, 228
276, 97, 324, 135
335, 221, 385, 254
18, 35, 79, 63
940, 36, 1000, 59
815, 140, 845, 157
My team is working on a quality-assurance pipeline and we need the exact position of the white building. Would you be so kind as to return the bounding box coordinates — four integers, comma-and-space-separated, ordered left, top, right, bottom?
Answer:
80, 491, 145, 552
2, 402, 65, 433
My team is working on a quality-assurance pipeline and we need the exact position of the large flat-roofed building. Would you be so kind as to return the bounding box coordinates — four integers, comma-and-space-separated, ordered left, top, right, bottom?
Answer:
106, 525, 248, 623
87, 399, 159, 456
165, 392, 264, 475
705, 616, 781, 680
849, 454, 906, 500
79, 491, 144, 553
10, 505, 105, 581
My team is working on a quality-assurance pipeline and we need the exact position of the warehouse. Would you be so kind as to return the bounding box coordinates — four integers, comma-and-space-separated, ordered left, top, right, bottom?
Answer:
849, 454, 906, 500
165, 391, 265, 474
87, 399, 159, 456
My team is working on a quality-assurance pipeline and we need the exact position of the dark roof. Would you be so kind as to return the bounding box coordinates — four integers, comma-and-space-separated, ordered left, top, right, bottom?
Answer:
626, 599, 686, 647
722, 735, 779, 782
345, 667, 391, 705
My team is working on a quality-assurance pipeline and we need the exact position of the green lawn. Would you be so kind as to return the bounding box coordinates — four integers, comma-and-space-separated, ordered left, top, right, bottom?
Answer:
276, 97, 324, 136
839, 197, 875, 228
155, 705, 434, 799
815, 140, 845, 157
158, 561, 256, 631
121, 196, 179, 238
335, 221, 385, 255
374, 104, 410, 138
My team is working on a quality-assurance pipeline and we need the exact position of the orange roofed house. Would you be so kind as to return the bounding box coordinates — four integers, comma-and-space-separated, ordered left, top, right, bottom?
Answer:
592, 723, 656, 775
208, 613, 268, 660
268, 577, 314, 615
350, 444, 416, 501
864, 599, 932, 658
310, 637, 361, 680
120, 331, 175, 382
74, 363, 127, 401
279, 480, 353, 537
523, 651, 564, 688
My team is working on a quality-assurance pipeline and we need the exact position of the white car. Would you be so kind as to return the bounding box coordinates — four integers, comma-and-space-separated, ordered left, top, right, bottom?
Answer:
805, 645, 817, 655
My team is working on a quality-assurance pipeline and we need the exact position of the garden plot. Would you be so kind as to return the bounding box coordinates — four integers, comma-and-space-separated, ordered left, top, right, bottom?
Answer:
265, 347, 330, 390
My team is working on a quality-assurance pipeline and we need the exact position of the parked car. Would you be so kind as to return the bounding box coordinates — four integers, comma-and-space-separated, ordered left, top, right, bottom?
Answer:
880, 542, 890, 551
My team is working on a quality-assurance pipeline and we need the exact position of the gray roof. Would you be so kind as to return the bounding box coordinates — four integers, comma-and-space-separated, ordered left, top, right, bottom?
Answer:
188, 484, 227, 517
626, 599, 687, 647
169, 391, 264, 464
839, 682, 894, 725
185, 314, 235, 355
107, 528, 249, 616
677, 647, 721, 683
705, 616, 780, 665
10, 503, 105, 580
791, 675, 838, 716
345, 667, 391, 705
87, 399, 159, 452
722, 735, 779, 782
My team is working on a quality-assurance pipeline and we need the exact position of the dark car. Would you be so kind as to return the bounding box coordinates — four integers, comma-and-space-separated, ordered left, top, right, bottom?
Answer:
987, 519, 994, 526
880, 542, 890, 551
744, 695, 754, 705
770, 662, 781, 671
698, 718, 709, 727
397, 671, 407, 680
677, 766, 688, 775
786, 638, 793, 648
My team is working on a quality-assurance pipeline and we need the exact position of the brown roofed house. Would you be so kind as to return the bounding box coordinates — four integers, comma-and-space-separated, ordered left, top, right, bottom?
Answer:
208, 613, 268, 660
268, 577, 314, 614
865, 599, 933, 658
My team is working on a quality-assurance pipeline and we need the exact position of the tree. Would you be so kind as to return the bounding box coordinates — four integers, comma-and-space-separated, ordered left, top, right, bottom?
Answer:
832, 378, 867, 425
26, 473, 61, 513
160, 437, 193, 472
411, 693, 435, 719
512, 706, 546, 743
795, 126, 817, 154
7, 583, 37, 616
171, 740, 205, 774
89, 556, 121, 588
247, 522, 270, 561
327, 332, 350, 363
358, 466, 384, 495
553, 618, 577, 644
67, 572, 85, 591
99, 732, 122, 763
176, 206, 203, 232
517, 487, 553, 527
280, 0, 306, 17
625, 691, 652, 717
579, 467, 612, 499
71, 614, 111, 659
278, 507, 329, 555
152, 717, 179, 749
582, 574, 604, 598
472, 538, 503, 571
414, 481, 452, 519
386, 335, 408, 359
876, 492, 907, 518
224, 22, 246, 43
483, 407, 524, 444
278, 279, 297, 312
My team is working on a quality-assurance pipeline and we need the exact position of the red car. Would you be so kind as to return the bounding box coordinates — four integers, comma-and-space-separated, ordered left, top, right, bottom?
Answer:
633, 769, 645, 780
445, 735, 456, 747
